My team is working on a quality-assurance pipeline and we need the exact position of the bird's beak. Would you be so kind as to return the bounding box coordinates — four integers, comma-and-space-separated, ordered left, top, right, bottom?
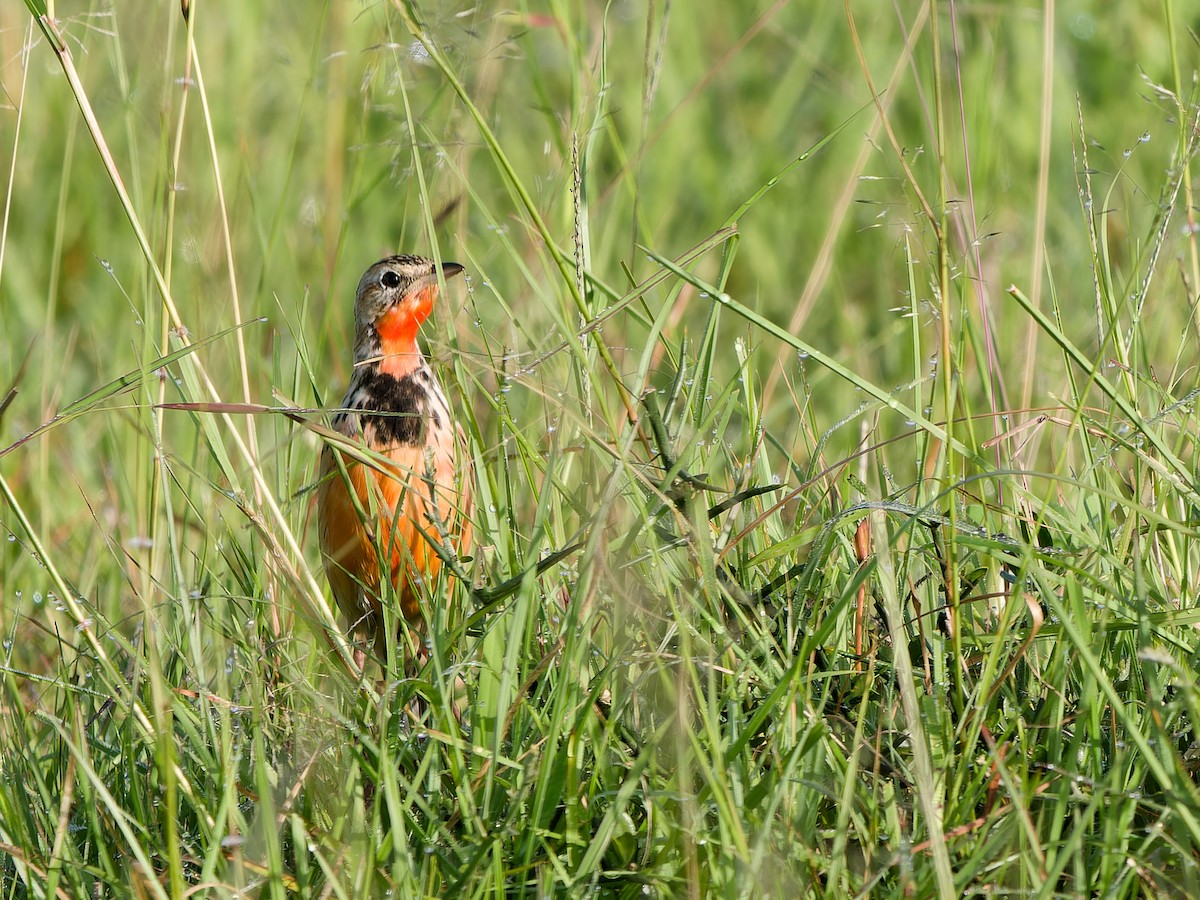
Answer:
403, 260, 464, 302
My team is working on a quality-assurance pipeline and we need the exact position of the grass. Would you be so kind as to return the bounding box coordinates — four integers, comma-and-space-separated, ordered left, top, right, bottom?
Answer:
4, 0, 1200, 895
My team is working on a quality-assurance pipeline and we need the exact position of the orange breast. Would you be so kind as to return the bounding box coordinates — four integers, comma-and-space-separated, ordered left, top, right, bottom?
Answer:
317, 422, 472, 647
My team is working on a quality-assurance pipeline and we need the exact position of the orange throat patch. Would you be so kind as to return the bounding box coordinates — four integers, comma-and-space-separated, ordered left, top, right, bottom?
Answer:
374, 286, 436, 376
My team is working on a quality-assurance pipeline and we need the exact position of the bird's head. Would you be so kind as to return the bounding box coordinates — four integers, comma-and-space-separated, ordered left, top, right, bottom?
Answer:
352, 254, 464, 363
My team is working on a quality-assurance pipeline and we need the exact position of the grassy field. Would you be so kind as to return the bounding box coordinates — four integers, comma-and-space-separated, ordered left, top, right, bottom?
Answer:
4, 0, 1200, 895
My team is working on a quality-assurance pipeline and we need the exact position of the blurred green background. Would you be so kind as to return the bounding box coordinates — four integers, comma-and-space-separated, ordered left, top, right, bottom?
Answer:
4, 1, 1197, 430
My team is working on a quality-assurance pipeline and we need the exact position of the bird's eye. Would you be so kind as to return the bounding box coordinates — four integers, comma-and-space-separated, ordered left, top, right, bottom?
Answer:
381, 271, 402, 289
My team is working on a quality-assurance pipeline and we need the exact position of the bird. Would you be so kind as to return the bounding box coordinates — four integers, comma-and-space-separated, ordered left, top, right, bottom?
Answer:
316, 254, 473, 668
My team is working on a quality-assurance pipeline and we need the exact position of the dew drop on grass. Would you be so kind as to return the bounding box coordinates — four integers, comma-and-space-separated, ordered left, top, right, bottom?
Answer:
32, 592, 42, 605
